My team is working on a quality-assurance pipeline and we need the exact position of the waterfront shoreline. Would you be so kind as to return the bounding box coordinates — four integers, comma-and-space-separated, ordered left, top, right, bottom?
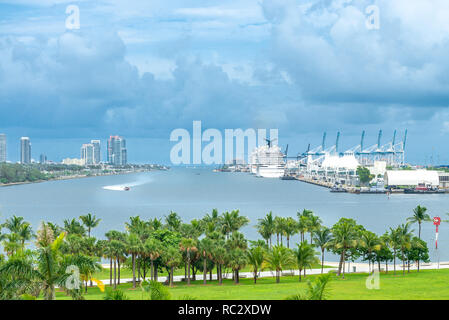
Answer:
0, 169, 163, 188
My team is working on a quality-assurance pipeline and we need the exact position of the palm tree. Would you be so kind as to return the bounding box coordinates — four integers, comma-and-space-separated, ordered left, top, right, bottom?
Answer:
407, 205, 430, 272
388, 227, 400, 275
397, 223, 414, 275
63, 218, 85, 236
17, 223, 34, 249
180, 238, 197, 285
308, 215, 322, 244
263, 245, 295, 283
274, 216, 286, 246
313, 227, 332, 273
229, 248, 247, 284
126, 233, 142, 288
143, 238, 162, 281
79, 213, 101, 237
285, 273, 332, 300
162, 246, 182, 287
297, 209, 313, 242
257, 212, 275, 247
212, 243, 227, 285
2, 215, 26, 233
220, 210, 249, 239
293, 241, 319, 281
35, 222, 67, 300
199, 238, 214, 285
284, 217, 298, 248
247, 246, 265, 284
165, 211, 182, 231
359, 231, 381, 273
330, 219, 358, 278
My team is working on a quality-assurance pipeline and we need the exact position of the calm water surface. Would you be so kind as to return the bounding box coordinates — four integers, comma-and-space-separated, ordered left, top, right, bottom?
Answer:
1, 167, 448, 261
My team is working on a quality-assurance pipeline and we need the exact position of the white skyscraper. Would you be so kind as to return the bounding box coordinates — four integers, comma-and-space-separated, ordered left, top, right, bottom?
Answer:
0, 133, 6, 163
91, 140, 101, 164
81, 143, 94, 165
20, 137, 31, 164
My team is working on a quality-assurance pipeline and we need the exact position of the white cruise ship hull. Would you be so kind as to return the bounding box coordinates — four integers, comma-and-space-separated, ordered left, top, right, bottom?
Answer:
257, 165, 286, 178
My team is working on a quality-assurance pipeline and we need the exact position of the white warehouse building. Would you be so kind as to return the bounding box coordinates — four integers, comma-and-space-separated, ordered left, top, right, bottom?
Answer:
384, 170, 440, 187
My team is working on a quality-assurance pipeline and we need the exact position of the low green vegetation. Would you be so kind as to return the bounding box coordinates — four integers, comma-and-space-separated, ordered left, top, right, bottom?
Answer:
0, 205, 437, 300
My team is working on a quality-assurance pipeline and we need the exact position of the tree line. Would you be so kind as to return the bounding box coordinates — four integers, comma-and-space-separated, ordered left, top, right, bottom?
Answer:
0, 205, 432, 300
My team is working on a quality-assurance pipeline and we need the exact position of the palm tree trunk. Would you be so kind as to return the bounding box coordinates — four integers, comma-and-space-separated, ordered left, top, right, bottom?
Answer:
210, 269, 212, 281
342, 251, 346, 279
203, 255, 207, 285
113, 258, 117, 289
418, 222, 421, 272
321, 249, 325, 274
298, 269, 302, 282
118, 259, 121, 285
109, 257, 112, 285
393, 251, 396, 275
132, 253, 136, 288
337, 251, 344, 276
402, 251, 405, 275
287, 236, 290, 248
254, 269, 257, 284
170, 267, 174, 287
150, 260, 154, 281
276, 270, 280, 283
187, 251, 191, 285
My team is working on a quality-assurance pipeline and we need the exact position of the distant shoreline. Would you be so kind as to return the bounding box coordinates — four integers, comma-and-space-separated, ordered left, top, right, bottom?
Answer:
0, 169, 159, 188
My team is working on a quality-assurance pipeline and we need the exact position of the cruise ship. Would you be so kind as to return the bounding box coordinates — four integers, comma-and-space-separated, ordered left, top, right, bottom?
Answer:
250, 140, 286, 178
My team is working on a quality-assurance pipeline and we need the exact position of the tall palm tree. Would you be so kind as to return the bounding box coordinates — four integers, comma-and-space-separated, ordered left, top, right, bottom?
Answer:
212, 243, 227, 285
263, 245, 295, 283
407, 205, 430, 272
35, 222, 67, 300
308, 215, 322, 244
220, 210, 249, 239
297, 209, 313, 242
293, 241, 319, 281
330, 219, 358, 278
247, 245, 265, 284
126, 233, 142, 288
388, 227, 400, 275
257, 212, 274, 248
199, 237, 214, 285
17, 223, 34, 249
143, 238, 162, 281
180, 238, 197, 285
284, 217, 298, 248
229, 248, 247, 284
397, 223, 414, 275
313, 227, 332, 273
162, 246, 182, 287
79, 213, 101, 237
359, 231, 381, 273
2, 215, 26, 233
165, 211, 182, 231
274, 216, 286, 246
63, 218, 85, 236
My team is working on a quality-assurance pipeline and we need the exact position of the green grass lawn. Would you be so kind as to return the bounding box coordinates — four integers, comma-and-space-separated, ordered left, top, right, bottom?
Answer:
57, 268, 449, 300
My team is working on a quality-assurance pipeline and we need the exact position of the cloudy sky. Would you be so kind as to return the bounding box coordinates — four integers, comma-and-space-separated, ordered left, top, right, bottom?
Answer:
1, 0, 449, 164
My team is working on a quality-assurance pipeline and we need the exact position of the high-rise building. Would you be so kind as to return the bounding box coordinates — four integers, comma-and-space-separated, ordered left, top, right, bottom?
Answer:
20, 137, 31, 164
81, 143, 94, 165
0, 133, 6, 163
39, 154, 47, 164
107, 135, 127, 165
91, 140, 101, 164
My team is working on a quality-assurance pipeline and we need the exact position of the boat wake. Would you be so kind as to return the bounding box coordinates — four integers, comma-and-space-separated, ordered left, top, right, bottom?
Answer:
102, 178, 151, 191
